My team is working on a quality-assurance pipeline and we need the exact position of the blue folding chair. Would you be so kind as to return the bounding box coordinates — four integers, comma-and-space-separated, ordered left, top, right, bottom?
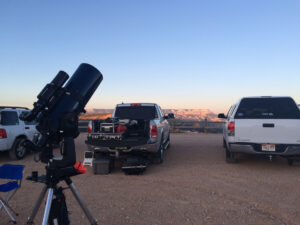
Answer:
0, 164, 25, 224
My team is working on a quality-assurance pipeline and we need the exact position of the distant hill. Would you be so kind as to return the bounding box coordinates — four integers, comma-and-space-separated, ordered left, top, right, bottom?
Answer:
85, 109, 113, 114
80, 108, 220, 121
164, 109, 220, 121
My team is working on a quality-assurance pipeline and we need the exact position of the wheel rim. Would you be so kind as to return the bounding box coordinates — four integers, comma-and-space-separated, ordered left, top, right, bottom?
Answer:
16, 144, 25, 158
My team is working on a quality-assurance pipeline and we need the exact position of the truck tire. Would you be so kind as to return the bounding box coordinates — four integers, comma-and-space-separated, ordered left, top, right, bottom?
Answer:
225, 145, 237, 163
9, 138, 27, 160
153, 141, 164, 164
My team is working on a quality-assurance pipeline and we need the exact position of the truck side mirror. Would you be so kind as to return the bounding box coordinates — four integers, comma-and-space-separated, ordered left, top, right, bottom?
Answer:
169, 113, 175, 119
218, 113, 227, 119
164, 113, 175, 119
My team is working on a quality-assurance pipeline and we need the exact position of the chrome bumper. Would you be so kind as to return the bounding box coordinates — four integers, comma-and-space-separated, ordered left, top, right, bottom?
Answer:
87, 142, 158, 153
0, 140, 8, 152
229, 143, 300, 156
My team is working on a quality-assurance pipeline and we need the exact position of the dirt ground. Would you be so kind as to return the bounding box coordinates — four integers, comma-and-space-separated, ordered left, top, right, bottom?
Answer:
1, 133, 300, 225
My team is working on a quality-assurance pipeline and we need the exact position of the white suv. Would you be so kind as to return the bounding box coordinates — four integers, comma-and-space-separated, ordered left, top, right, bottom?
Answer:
218, 97, 300, 165
0, 107, 39, 160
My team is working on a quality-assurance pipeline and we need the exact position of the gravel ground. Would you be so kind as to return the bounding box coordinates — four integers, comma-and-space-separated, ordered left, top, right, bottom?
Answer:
1, 133, 300, 225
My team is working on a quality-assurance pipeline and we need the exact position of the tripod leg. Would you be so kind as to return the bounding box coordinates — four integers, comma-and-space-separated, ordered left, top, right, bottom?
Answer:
42, 188, 54, 225
27, 185, 48, 224
66, 180, 97, 225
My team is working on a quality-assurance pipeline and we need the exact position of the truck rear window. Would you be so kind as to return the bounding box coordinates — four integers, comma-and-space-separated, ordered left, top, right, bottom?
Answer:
115, 106, 157, 120
235, 98, 300, 119
0, 111, 19, 125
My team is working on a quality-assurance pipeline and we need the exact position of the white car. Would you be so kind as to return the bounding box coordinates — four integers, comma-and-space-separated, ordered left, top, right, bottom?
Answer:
218, 97, 300, 165
0, 106, 39, 159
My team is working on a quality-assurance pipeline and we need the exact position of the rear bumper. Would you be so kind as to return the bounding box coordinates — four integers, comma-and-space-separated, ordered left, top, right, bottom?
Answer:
229, 143, 300, 156
0, 140, 8, 152
86, 142, 158, 153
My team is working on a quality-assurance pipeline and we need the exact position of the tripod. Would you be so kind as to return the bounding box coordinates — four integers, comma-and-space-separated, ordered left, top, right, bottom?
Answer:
26, 166, 97, 225
17, 63, 103, 225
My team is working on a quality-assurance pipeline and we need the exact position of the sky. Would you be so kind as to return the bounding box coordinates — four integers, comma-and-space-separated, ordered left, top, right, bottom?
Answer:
0, 0, 299, 113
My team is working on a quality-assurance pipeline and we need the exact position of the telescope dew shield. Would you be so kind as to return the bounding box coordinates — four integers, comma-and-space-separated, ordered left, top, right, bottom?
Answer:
45, 63, 103, 133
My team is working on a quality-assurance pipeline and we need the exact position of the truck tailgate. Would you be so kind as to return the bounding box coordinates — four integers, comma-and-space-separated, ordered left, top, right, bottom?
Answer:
86, 135, 148, 148
235, 119, 300, 144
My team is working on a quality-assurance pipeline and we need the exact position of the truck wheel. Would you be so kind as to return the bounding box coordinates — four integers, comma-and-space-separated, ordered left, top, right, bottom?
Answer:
9, 138, 27, 160
225, 146, 237, 163
153, 142, 164, 164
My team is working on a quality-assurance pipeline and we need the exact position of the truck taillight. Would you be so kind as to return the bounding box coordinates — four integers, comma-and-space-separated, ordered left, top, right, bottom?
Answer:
88, 121, 92, 134
151, 125, 158, 138
228, 122, 235, 136
0, 129, 7, 139
116, 125, 127, 133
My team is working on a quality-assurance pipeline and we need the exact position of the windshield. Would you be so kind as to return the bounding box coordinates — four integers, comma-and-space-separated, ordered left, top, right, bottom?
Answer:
235, 97, 300, 119
115, 106, 157, 120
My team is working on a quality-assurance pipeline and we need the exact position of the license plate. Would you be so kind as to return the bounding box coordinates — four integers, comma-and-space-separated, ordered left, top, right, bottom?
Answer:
262, 144, 275, 151
91, 134, 122, 141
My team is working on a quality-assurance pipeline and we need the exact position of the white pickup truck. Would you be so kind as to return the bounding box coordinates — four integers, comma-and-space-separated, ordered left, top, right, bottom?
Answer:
218, 97, 300, 165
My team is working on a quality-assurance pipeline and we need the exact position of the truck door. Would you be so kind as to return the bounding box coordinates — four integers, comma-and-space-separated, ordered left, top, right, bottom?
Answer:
24, 121, 37, 141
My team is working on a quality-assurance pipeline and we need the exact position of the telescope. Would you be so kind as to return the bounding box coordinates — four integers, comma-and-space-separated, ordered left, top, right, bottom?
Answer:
21, 63, 103, 168
21, 63, 103, 225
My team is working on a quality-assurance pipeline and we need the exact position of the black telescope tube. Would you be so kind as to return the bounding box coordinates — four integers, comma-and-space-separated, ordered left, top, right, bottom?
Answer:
46, 63, 103, 133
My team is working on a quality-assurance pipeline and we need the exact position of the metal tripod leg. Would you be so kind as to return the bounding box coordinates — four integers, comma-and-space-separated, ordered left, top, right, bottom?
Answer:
27, 185, 48, 224
67, 181, 97, 225
42, 188, 54, 225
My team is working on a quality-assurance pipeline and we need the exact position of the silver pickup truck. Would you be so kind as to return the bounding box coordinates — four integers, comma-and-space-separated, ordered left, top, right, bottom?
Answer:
85, 103, 174, 164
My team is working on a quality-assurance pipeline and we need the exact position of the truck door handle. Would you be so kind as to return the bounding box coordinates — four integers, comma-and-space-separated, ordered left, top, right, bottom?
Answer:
25, 127, 30, 129
263, 123, 275, 128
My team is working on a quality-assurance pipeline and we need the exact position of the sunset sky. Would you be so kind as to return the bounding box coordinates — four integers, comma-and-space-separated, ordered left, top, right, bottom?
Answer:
1, 1, 299, 113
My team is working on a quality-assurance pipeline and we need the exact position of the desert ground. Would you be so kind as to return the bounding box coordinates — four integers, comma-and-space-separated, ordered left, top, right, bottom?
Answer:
1, 133, 300, 225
